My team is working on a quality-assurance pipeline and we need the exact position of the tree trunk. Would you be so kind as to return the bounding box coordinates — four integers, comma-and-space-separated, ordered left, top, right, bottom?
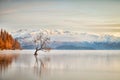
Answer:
34, 48, 38, 55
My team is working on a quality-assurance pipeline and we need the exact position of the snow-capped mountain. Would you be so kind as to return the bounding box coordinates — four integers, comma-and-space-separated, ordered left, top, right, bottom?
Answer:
11, 29, 120, 50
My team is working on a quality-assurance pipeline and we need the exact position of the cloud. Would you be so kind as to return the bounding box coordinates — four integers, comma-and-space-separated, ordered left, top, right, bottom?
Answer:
0, 0, 120, 33
87, 24, 120, 27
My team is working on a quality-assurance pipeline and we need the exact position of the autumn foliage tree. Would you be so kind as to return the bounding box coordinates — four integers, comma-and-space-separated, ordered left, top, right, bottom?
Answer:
0, 29, 21, 50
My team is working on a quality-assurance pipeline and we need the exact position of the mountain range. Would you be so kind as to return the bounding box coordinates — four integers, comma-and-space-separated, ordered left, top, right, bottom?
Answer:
11, 29, 120, 50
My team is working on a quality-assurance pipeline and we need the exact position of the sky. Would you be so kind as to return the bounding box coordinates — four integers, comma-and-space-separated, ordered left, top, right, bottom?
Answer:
0, 0, 120, 33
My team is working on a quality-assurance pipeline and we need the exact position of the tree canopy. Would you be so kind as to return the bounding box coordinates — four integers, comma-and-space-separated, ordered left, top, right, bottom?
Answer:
0, 29, 21, 50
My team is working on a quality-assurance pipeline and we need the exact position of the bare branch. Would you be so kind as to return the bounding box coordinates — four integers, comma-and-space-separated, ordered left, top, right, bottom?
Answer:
33, 32, 51, 55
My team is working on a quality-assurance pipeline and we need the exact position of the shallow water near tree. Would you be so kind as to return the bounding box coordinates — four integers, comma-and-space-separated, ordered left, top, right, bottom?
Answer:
0, 50, 120, 80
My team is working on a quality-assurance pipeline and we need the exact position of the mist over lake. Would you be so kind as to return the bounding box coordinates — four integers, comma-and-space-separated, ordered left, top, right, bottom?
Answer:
0, 50, 120, 80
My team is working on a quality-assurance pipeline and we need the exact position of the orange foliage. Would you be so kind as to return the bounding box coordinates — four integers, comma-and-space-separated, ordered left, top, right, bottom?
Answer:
0, 29, 21, 50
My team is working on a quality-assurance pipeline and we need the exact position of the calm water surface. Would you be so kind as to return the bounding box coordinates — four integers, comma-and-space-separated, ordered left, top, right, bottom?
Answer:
0, 50, 120, 80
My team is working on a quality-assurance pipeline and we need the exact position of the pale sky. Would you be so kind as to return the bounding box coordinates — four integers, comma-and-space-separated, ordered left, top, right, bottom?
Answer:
0, 0, 120, 33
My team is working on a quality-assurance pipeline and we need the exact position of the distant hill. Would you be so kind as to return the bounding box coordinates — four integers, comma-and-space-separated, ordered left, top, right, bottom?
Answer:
12, 29, 120, 50
21, 41, 120, 50
54, 42, 120, 50
0, 29, 21, 50
55, 45, 95, 50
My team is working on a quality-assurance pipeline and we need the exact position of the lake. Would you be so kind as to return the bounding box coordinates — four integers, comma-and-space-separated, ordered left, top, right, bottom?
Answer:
0, 50, 120, 80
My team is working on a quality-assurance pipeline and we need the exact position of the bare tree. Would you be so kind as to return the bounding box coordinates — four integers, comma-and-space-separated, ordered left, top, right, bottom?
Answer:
33, 32, 51, 55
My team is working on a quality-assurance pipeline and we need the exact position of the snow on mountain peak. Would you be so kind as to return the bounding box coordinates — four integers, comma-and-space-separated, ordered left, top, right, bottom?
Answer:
11, 29, 120, 43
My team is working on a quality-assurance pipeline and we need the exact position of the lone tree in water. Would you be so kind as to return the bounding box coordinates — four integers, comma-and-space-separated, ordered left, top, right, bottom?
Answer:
33, 32, 51, 55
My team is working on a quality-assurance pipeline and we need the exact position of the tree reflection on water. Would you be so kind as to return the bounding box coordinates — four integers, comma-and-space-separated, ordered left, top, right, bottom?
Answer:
34, 55, 50, 79
0, 54, 18, 73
